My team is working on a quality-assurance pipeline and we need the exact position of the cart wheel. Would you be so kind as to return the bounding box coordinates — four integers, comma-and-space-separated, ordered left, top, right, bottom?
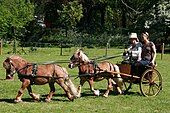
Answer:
140, 68, 162, 97
122, 78, 132, 94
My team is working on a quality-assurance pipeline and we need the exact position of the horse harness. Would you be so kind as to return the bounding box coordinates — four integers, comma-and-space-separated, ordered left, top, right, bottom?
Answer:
78, 61, 113, 78
17, 63, 65, 85
18, 63, 37, 78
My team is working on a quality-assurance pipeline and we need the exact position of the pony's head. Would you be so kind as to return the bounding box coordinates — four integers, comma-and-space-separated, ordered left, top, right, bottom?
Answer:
68, 49, 90, 69
3, 55, 28, 79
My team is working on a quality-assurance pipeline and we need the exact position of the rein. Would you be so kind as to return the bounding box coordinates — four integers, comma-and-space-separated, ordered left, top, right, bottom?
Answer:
16, 63, 68, 85
17, 73, 64, 79
17, 63, 37, 79
10, 63, 32, 76
16, 63, 67, 80
77, 61, 103, 77
74, 60, 122, 79
74, 59, 97, 68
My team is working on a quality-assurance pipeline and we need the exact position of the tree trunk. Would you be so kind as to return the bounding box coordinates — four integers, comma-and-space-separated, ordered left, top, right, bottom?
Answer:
121, 9, 126, 28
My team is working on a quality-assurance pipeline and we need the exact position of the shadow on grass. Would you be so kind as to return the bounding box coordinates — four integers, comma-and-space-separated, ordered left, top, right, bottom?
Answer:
79, 88, 142, 97
0, 98, 70, 103
0, 94, 70, 103
42, 93, 69, 102
0, 98, 15, 103
123, 91, 141, 96
0, 90, 141, 103
0, 98, 40, 103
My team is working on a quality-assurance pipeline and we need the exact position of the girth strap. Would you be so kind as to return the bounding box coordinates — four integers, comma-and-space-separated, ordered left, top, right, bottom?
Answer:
17, 63, 38, 85
32, 63, 38, 77
90, 60, 102, 74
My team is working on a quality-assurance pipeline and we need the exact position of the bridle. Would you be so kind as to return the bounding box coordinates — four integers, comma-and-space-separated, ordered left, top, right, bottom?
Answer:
69, 55, 90, 68
4, 58, 30, 76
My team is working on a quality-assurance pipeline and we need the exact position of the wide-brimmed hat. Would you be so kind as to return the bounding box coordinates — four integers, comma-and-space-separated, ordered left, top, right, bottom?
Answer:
129, 33, 138, 39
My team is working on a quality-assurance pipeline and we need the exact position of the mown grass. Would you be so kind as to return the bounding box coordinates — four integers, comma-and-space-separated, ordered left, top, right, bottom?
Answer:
0, 47, 170, 113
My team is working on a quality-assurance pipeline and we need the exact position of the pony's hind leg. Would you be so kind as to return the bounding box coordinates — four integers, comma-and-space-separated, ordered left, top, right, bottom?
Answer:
113, 65, 123, 94
77, 78, 86, 97
56, 79, 74, 101
77, 85, 81, 97
111, 79, 122, 94
45, 82, 55, 102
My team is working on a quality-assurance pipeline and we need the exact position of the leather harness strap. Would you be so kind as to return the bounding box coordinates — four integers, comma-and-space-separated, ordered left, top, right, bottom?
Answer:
31, 63, 38, 77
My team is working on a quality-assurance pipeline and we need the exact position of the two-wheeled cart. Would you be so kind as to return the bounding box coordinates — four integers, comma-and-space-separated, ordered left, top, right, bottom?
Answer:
117, 63, 162, 97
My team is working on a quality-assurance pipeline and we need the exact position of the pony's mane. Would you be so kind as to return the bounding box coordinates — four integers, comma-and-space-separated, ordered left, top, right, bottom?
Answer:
76, 49, 90, 62
8, 55, 28, 63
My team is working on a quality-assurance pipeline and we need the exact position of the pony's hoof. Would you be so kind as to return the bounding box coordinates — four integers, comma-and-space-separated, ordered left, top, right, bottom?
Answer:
70, 98, 74, 102
14, 99, 23, 103
45, 98, 51, 102
76, 93, 81, 98
117, 90, 123, 95
68, 97, 75, 102
34, 94, 40, 100
6, 75, 14, 80
93, 90, 100, 96
103, 94, 108, 98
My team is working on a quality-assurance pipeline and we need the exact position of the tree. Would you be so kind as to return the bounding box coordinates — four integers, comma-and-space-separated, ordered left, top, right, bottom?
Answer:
0, 0, 34, 39
0, 0, 34, 53
58, 0, 83, 36
149, 0, 170, 44
59, 0, 83, 29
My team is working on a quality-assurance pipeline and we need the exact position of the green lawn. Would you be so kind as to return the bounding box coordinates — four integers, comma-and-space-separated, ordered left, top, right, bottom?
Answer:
0, 47, 169, 113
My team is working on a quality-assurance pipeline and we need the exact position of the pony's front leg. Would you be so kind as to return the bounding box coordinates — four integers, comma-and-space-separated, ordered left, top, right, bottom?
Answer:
77, 78, 86, 98
103, 78, 113, 97
77, 85, 81, 97
88, 78, 99, 96
15, 79, 30, 103
45, 82, 55, 102
27, 85, 40, 101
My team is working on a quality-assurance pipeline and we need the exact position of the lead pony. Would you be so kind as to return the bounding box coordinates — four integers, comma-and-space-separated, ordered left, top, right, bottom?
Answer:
3, 55, 78, 102
68, 49, 123, 97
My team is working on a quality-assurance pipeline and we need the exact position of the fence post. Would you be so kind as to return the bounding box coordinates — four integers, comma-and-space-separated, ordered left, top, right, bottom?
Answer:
161, 43, 164, 60
0, 39, 2, 55
105, 43, 108, 57
13, 38, 17, 54
60, 42, 63, 56
105, 37, 112, 57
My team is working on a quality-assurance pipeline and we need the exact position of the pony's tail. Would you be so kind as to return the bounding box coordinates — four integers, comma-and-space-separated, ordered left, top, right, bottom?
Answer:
112, 64, 123, 91
65, 77, 79, 98
61, 67, 79, 98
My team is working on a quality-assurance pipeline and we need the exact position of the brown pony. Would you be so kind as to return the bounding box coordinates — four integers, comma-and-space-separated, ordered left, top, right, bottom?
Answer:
68, 49, 123, 97
3, 55, 78, 102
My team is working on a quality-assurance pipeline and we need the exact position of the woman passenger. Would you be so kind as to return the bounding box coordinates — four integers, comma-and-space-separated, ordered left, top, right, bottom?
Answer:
137, 32, 156, 66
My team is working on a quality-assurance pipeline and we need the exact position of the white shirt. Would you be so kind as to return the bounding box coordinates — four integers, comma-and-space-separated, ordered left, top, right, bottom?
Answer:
128, 42, 142, 61
123, 42, 142, 62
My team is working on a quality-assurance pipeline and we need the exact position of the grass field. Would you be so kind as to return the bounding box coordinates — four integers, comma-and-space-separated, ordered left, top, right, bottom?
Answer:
0, 47, 170, 113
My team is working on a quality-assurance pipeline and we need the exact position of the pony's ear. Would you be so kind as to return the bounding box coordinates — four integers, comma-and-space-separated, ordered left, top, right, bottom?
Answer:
5, 57, 10, 62
3, 57, 11, 69
77, 51, 81, 57
79, 48, 83, 51
77, 48, 83, 52
76, 49, 80, 52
